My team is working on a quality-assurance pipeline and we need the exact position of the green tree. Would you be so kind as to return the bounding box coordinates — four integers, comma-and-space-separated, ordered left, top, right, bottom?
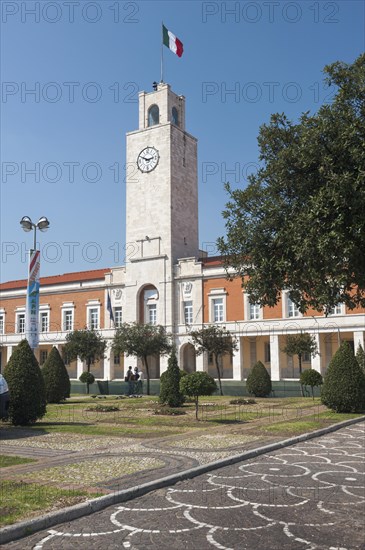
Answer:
246, 361, 272, 397
190, 325, 238, 396
64, 329, 106, 394
356, 344, 365, 374
300, 369, 323, 399
159, 347, 185, 407
180, 371, 217, 420
282, 333, 318, 374
321, 341, 365, 413
41, 346, 70, 403
79, 371, 95, 393
218, 54, 365, 314
4, 340, 46, 425
112, 323, 172, 395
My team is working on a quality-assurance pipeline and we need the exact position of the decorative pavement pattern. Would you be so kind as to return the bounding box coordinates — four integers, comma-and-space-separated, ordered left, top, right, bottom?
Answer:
4, 422, 365, 549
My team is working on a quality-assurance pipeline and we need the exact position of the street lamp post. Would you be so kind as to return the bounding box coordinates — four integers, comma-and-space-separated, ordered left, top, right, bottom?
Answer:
20, 216, 50, 350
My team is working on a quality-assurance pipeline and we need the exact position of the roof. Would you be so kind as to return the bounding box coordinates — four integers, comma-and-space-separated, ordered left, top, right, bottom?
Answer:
0, 268, 111, 291
200, 255, 225, 267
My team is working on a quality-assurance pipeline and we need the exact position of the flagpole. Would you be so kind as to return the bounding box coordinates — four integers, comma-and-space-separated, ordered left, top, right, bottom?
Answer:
161, 21, 164, 82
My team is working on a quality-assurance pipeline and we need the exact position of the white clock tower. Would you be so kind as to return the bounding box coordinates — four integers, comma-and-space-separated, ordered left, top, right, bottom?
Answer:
123, 82, 199, 357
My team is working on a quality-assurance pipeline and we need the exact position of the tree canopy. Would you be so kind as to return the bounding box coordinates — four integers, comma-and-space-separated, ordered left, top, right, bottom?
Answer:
64, 329, 106, 373
112, 323, 172, 395
189, 325, 237, 396
217, 54, 365, 313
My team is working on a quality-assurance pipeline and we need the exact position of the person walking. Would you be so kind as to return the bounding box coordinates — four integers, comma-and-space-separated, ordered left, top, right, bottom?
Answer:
136, 368, 144, 397
125, 366, 134, 396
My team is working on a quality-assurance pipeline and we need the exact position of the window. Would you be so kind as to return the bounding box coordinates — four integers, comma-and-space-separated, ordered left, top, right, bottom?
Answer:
184, 301, 193, 325
329, 304, 342, 315
264, 342, 271, 363
40, 350, 48, 365
249, 302, 260, 320
213, 298, 224, 323
287, 297, 300, 318
114, 354, 120, 365
114, 307, 122, 328
148, 104, 159, 126
303, 352, 311, 363
63, 309, 73, 331
16, 313, 25, 334
40, 312, 49, 332
172, 106, 179, 126
88, 308, 99, 330
148, 304, 157, 325
0, 314, 4, 335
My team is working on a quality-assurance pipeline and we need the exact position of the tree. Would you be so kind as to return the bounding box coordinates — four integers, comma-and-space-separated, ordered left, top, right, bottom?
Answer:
217, 54, 365, 314
246, 361, 272, 397
64, 329, 106, 394
282, 333, 318, 396
180, 371, 217, 420
4, 340, 46, 425
159, 347, 185, 407
321, 341, 365, 413
112, 323, 172, 395
300, 369, 323, 399
79, 371, 95, 393
190, 325, 238, 396
356, 344, 365, 374
41, 346, 70, 403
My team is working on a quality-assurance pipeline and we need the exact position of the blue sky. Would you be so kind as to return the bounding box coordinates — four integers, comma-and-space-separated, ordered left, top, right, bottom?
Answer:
1, 0, 364, 282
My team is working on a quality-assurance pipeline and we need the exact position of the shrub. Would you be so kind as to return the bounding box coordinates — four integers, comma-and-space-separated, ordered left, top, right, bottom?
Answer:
300, 369, 323, 399
321, 342, 365, 413
79, 371, 95, 394
159, 349, 185, 407
180, 371, 217, 420
86, 405, 119, 412
4, 340, 46, 425
41, 347, 70, 403
153, 407, 186, 416
246, 361, 272, 397
229, 398, 256, 405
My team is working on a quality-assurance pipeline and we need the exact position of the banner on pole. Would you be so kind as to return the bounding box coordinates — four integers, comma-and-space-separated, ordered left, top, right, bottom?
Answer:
25, 250, 40, 349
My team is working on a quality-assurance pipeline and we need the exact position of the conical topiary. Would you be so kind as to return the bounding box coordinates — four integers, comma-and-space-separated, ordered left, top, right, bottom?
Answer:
41, 346, 71, 403
321, 341, 365, 413
159, 347, 185, 407
356, 344, 365, 374
4, 339, 47, 425
246, 361, 272, 397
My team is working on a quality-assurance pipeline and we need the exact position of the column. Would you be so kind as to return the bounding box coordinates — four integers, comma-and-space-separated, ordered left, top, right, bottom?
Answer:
270, 334, 280, 381
104, 344, 113, 381
232, 337, 242, 380
353, 331, 364, 352
311, 332, 321, 373
77, 357, 84, 378
195, 353, 205, 372
6, 346, 13, 362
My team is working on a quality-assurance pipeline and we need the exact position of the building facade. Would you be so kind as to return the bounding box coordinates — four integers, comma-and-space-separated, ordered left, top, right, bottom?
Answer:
1, 83, 364, 383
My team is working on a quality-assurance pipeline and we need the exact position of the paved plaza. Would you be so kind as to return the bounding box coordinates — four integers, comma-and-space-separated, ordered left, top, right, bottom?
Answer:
3, 422, 364, 550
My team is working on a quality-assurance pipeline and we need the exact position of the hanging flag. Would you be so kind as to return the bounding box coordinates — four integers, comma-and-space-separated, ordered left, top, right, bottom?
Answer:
163, 24, 184, 57
107, 291, 114, 324
25, 250, 40, 349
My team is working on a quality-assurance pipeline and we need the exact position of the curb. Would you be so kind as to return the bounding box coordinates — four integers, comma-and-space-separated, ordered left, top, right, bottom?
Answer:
1, 415, 364, 545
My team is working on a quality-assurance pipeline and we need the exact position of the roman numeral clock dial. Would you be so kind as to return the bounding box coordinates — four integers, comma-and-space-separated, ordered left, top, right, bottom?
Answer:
137, 146, 159, 173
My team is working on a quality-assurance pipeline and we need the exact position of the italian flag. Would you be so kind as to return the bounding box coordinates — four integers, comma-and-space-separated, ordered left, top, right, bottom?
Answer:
163, 24, 184, 57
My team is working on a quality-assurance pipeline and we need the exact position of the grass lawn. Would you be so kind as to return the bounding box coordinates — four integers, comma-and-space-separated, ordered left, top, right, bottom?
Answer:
0, 455, 36, 468
0, 481, 103, 527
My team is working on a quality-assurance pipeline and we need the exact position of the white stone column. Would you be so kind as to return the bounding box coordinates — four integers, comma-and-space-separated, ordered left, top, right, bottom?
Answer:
195, 353, 205, 372
353, 331, 364, 352
77, 357, 84, 378
311, 333, 321, 373
159, 355, 169, 375
270, 334, 280, 381
104, 344, 113, 381
6, 346, 13, 362
232, 337, 242, 380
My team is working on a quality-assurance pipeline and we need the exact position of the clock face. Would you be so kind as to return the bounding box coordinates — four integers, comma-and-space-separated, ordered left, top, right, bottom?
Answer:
137, 147, 159, 173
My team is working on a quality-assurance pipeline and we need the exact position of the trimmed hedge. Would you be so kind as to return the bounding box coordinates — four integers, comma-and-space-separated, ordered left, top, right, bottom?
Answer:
321, 342, 365, 413
41, 346, 70, 403
159, 348, 185, 407
4, 340, 46, 425
246, 361, 272, 397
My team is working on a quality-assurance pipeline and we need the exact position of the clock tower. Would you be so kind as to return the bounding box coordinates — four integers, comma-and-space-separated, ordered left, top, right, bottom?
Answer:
124, 82, 199, 336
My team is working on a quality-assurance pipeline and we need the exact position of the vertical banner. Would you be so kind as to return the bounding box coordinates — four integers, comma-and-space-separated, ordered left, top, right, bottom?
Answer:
25, 250, 40, 349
